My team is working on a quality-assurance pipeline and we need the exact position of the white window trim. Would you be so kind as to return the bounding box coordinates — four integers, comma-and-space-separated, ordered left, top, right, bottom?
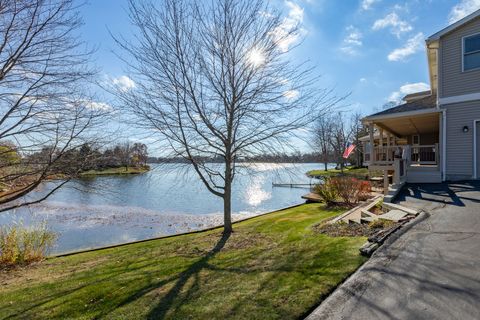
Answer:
412, 134, 420, 145
462, 32, 480, 72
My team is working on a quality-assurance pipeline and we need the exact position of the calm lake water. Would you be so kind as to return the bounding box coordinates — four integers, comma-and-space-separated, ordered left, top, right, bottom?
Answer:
0, 163, 331, 254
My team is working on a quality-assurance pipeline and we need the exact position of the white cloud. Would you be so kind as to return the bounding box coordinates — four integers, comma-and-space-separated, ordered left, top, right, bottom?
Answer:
388, 32, 424, 62
448, 0, 480, 24
340, 25, 363, 56
283, 89, 299, 100
286, 1, 303, 21
361, 0, 380, 10
271, 1, 306, 52
112, 75, 135, 91
86, 101, 113, 111
388, 82, 430, 102
372, 13, 413, 37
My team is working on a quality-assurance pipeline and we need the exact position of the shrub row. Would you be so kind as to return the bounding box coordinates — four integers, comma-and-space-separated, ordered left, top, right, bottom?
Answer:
314, 177, 371, 206
0, 222, 56, 267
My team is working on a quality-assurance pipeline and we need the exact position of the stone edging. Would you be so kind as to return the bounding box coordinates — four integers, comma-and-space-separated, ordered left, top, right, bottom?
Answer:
378, 210, 430, 248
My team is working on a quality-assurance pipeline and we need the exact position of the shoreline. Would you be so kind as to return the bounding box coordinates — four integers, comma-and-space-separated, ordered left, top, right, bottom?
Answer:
52, 202, 306, 257
79, 165, 150, 176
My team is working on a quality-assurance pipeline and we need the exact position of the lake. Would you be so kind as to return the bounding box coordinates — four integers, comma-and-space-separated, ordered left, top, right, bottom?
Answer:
0, 163, 330, 254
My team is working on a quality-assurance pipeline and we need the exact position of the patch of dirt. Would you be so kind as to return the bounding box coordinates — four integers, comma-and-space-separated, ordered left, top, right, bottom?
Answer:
223, 232, 274, 250
313, 220, 399, 237
369, 206, 385, 215
174, 231, 275, 257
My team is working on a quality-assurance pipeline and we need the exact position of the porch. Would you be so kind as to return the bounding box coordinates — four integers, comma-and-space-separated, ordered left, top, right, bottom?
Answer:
362, 107, 442, 198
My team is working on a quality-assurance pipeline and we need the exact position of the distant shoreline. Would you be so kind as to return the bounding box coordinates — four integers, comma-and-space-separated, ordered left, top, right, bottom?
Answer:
79, 165, 150, 177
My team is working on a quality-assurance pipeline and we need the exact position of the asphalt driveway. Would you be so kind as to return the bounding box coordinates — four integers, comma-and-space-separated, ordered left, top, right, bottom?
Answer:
307, 181, 480, 320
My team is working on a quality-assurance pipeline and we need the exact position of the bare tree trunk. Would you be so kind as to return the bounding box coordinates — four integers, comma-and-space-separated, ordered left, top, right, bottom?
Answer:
223, 185, 233, 234
223, 148, 233, 233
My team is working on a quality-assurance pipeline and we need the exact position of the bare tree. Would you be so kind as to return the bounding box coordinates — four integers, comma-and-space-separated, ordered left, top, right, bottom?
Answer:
322, 112, 365, 171
314, 115, 333, 171
0, 0, 108, 212
113, 0, 342, 233
131, 142, 148, 166
329, 112, 353, 172
349, 112, 366, 167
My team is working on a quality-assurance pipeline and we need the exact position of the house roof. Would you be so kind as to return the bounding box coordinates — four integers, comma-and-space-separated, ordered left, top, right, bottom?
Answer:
427, 9, 480, 42
403, 90, 431, 102
365, 95, 437, 119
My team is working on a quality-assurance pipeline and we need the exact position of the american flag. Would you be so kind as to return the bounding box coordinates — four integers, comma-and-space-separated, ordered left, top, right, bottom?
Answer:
342, 143, 356, 159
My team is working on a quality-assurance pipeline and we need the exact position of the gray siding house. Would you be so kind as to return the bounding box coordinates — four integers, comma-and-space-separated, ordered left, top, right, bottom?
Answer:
362, 9, 480, 186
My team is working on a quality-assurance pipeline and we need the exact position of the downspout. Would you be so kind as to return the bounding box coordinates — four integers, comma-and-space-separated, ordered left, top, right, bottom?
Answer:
442, 109, 446, 181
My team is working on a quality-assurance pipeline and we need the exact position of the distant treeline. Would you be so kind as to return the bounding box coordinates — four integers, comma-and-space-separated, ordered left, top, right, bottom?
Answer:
19, 142, 149, 174
67, 142, 149, 171
147, 152, 339, 164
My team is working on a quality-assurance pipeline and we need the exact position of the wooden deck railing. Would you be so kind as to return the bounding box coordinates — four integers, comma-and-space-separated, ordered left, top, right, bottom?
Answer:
363, 144, 439, 166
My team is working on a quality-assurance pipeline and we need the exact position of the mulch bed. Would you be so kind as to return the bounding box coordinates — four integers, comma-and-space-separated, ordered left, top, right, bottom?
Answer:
313, 220, 398, 237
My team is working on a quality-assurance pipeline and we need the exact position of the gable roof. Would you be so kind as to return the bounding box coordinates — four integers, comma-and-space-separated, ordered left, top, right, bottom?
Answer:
427, 9, 480, 42
403, 90, 431, 102
365, 95, 437, 119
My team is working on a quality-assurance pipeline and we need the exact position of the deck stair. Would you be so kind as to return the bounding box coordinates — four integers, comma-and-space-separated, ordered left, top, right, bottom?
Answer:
360, 209, 379, 223
378, 209, 409, 221
329, 195, 382, 224
382, 202, 418, 215
330, 195, 419, 225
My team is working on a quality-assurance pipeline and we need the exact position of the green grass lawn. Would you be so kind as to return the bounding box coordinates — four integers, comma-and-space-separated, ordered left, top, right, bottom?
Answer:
306, 166, 369, 179
80, 166, 149, 176
0, 204, 367, 320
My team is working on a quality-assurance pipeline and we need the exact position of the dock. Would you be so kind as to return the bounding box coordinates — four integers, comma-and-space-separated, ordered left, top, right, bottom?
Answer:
272, 183, 315, 188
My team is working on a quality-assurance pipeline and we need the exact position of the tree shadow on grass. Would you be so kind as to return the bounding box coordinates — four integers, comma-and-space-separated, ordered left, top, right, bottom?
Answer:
146, 231, 231, 319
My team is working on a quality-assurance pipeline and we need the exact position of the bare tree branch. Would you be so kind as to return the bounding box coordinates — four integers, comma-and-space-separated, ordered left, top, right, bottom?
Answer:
0, 0, 109, 212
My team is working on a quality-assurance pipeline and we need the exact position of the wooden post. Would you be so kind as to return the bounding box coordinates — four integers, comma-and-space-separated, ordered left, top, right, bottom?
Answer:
386, 133, 391, 161
383, 170, 389, 196
369, 123, 374, 163
393, 159, 400, 185
379, 128, 384, 162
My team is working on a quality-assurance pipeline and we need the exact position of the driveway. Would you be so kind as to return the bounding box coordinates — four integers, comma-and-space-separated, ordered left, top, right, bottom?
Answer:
307, 181, 480, 320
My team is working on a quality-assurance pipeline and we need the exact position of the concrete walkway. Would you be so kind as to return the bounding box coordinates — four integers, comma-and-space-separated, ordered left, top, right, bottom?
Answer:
307, 181, 480, 320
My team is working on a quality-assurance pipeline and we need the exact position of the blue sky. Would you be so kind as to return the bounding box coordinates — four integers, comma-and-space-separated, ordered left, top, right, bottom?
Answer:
78, 0, 480, 152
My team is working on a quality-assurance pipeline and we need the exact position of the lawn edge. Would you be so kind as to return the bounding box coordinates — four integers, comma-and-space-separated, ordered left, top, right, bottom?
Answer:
53, 202, 312, 258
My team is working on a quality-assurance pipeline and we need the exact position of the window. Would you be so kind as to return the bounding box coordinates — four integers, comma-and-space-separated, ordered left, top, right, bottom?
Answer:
412, 134, 420, 145
464, 34, 480, 71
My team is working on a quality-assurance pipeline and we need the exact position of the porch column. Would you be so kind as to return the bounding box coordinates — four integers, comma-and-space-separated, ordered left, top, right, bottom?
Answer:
369, 123, 374, 162
383, 170, 389, 196
386, 133, 391, 161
